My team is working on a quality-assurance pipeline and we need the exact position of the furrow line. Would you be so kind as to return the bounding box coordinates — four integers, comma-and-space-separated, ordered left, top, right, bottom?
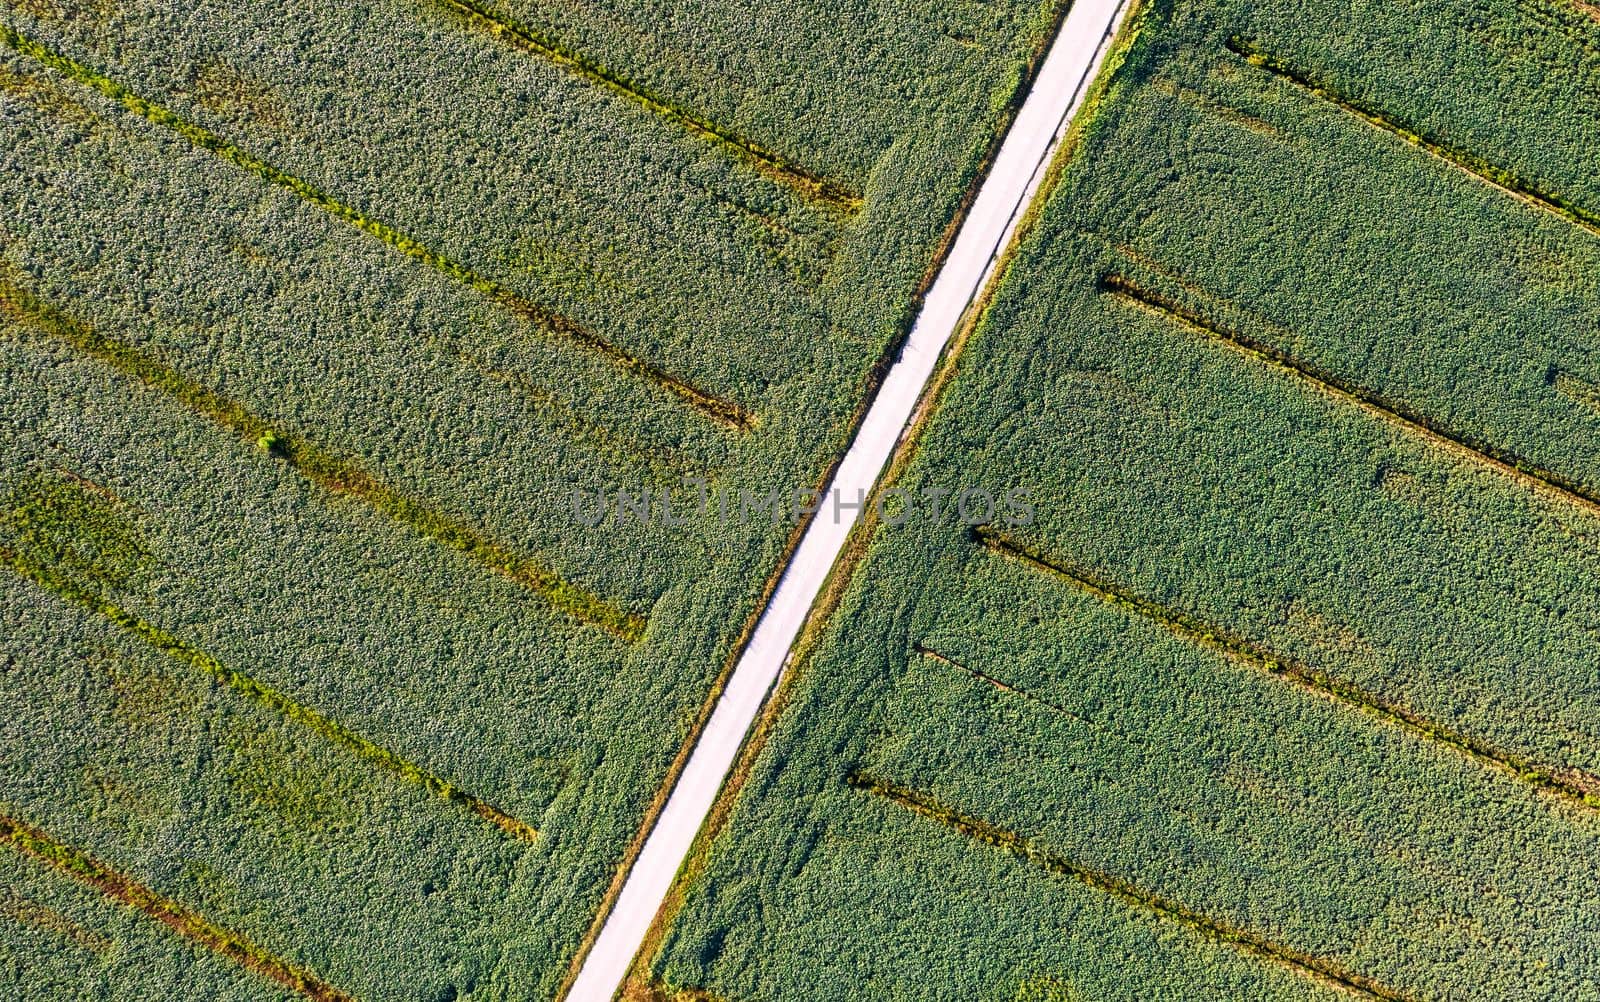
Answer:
913, 643, 1093, 725
428, 0, 860, 214
0, 811, 355, 1001
846, 771, 1418, 1002
0, 276, 644, 642
1149, 75, 1286, 140
974, 526, 1600, 810
1100, 272, 1600, 523
1550, 366, 1600, 414
1225, 36, 1600, 244
0, 20, 751, 429
0, 887, 113, 954
448, 346, 714, 483
0, 544, 541, 843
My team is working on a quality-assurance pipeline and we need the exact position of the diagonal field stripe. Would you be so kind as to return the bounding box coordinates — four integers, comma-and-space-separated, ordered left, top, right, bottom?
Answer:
0, 20, 750, 429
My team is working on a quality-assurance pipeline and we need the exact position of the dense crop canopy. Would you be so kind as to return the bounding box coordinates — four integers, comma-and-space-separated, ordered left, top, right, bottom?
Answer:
0, 0, 1066, 996
650, 1, 1600, 999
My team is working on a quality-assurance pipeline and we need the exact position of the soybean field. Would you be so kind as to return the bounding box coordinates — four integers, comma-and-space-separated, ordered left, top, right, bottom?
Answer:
0, 0, 1068, 998
649, 1, 1600, 1000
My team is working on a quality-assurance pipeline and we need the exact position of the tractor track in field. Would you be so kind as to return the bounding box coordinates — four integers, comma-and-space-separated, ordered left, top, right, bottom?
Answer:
427, 0, 861, 214
0, 542, 542, 843
0, 20, 750, 429
976, 526, 1600, 811
914, 643, 1099, 729
0, 277, 643, 642
1226, 36, 1600, 245
847, 771, 1419, 1002
1101, 272, 1600, 524
0, 812, 356, 1001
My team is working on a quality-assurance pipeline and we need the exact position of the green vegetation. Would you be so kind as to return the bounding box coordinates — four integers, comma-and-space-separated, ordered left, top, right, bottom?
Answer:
0, 278, 642, 639
0, 848, 297, 1001
651, 1, 1600, 999
1, 471, 150, 596
0, 21, 748, 426
0, 0, 1066, 996
1013, 976, 1079, 1002
0, 814, 353, 1001
427, 0, 861, 213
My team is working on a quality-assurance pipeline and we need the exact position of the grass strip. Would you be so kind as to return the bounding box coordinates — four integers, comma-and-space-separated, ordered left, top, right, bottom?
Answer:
1100, 272, 1600, 521
975, 526, 1600, 810
848, 771, 1418, 1002
0, 811, 356, 1000
0, 277, 645, 641
0, 543, 541, 843
1226, 36, 1600, 244
429, 0, 860, 214
0, 19, 750, 429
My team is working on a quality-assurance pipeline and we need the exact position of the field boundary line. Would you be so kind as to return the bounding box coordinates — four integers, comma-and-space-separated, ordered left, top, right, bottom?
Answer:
975, 526, 1600, 810
0, 21, 750, 429
1226, 36, 1600, 244
847, 771, 1418, 1002
1100, 272, 1600, 523
0, 276, 644, 642
0, 811, 355, 1001
0, 543, 541, 843
428, 0, 859, 214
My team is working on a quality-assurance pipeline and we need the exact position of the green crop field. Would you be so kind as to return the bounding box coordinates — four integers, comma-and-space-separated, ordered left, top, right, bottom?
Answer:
649, 1, 1600, 1000
0, 0, 1071, 997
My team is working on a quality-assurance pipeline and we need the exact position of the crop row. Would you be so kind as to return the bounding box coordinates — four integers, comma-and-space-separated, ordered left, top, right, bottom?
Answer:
0, 811, 351, 1000
0, 20, 749, 428
0, 519, 540, 842
0, 0, 1107, 993
976, 525, 1600, 807
1099, 272, 1600, 519
1226, 36, 1600, 244
858, 551, 1600, 997
647, 1, 1600, 996
0, 539, 592, 999
848, 771, 1412, 1002
428, 0, 859, 213
0, 275, 643, 641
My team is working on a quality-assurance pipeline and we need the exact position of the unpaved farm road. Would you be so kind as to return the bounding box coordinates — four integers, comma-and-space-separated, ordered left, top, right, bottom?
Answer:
565, 1, 1136, 997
